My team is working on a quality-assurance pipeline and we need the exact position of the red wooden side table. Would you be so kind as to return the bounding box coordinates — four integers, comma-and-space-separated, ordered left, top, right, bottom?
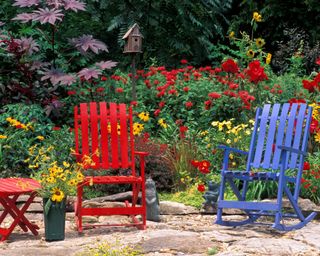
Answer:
0, 178, 41, 241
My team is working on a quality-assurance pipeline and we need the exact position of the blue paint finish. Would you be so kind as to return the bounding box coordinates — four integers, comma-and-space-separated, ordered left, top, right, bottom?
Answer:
215, 104, 316, 231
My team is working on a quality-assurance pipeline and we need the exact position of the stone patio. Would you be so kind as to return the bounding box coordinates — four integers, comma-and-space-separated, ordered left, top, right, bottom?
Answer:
0, 198, 320, 256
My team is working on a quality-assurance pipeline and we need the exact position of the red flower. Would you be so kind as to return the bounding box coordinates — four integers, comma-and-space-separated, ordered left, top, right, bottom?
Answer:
179, 126, 188, 139
197, 184, 206, 193
154, 79, 160, 85
52, 126, 61, 131
204, 100, 212, 110
130, 101, 138, 106
101, 76, 107, 81
154, 109, 161, 116
198, 160, 211, 174
191, 160, 200, 167
115, 88, 123, 93
310, 118, 319, 133
67, 90, 76, 95
316, 57, 320, 65
185, 101, 193, 109
159, 101, 166, 108
180, 59, 188, 65
303, 162, 310, 171
208, 92, 221, 99
245, 60, 268, 84
183, 87, 189, 92
302, 79, 316, 93
96, 87, 104, 92
221, 59, 239, 73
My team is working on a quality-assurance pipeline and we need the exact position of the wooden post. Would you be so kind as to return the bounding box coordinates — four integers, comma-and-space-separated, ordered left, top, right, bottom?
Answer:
131, 53, 137, 101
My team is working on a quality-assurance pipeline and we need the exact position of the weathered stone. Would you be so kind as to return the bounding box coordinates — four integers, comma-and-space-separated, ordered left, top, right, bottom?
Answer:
228, 237, 316, 255
160, 201, 198, 215
0, 201, 319, 256
26, 202, 44, 212
141, 230, 215, 254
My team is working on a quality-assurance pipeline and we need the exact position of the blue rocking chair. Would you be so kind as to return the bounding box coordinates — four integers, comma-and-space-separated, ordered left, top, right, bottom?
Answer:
216, 103, 317, 231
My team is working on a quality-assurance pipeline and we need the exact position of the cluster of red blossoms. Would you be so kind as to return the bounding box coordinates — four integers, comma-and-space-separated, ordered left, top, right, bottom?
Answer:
191, 160, 211, 174
301, 162, 320, 193
190, 159, 211, 193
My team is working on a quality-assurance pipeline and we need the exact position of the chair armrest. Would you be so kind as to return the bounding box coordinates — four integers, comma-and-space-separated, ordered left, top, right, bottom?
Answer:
277, 146, 307, 156
134, 151, 149, 157
217, 145, 248, 155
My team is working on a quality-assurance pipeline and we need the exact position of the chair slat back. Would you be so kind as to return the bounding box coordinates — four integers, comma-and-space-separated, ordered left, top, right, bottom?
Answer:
247, 103, 312, 171
74, 102, 134, 173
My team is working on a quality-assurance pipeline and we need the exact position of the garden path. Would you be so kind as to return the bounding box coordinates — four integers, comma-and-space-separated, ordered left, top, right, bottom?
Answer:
0, 198, 319, 256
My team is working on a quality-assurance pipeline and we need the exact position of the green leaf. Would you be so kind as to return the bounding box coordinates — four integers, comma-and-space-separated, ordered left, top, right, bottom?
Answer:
44, 199, 52, 216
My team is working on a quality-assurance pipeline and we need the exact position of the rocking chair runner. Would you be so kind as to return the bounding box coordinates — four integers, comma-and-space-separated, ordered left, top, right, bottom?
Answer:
216, 103, 317, 231
73, 102, 148, 232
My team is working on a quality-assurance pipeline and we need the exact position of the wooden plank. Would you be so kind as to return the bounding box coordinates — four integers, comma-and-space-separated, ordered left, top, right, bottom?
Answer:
109, 103, 119, 168
119, 104, 129, 168
89, 102, 99, 168
99, 102, 109, 169
80, 103, 89, 157
272, 104, 290, 169
289, 104, 307, 168
262, 104, 281, 168
252, 104, 271, 168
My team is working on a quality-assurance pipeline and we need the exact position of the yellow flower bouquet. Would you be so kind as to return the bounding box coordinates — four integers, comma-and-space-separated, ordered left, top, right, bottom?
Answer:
27, 144, 87, 214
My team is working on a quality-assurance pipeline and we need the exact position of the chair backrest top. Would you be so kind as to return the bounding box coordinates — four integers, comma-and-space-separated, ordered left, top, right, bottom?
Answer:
74, 102, 135, 171
246, 103, 312, 171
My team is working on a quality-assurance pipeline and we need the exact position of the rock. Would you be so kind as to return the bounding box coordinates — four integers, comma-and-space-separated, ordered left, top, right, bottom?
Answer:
160, 201, 198, 215
87, 191, 141, 203
141, 229, 215, 254
227, 237, 317, 255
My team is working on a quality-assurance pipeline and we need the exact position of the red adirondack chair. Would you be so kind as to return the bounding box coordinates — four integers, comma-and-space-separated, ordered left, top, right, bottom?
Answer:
73, 102, 148, 232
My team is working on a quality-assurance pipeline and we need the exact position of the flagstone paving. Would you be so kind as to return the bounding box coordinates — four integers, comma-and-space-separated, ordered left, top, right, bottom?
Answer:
0, 200, 320, 256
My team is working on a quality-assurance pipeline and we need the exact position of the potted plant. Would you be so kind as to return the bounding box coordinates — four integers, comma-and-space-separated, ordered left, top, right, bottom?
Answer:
27, 141, 91, 241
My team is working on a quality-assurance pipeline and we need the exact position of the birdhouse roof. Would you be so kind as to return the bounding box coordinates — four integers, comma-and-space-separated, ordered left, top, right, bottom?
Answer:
122, 23, 143, 39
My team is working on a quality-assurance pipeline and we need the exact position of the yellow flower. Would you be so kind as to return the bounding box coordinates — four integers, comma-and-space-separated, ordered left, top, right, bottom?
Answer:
0, 135, 7, 139
247, 49, 255, 58
226, 139, 231, 144
63, 161, 70, 168
253, 12, 262, 22
158, 118, 168, 129
51, 188, 65, 202
315, 131, 320, 143
68, 179, 77, 186
36, 136, 44, 141
46, 176, 55, 183
266, 53, 272, 65
211, 121, 219, 127
133, 122, 144, 135
255, 38, 265, 48
228, 31, 235, 39
138, 112, 150, 122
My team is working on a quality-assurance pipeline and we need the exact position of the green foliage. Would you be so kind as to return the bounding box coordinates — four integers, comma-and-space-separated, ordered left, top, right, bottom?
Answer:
207, 246, 219, 255
159, 185, 205, 209
84, 0, 233, 65
0, 104, 53, 177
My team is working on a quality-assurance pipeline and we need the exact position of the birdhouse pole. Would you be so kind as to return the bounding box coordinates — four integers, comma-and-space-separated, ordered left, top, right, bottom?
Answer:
122, 23, 143, 101
131, 54, 137, 101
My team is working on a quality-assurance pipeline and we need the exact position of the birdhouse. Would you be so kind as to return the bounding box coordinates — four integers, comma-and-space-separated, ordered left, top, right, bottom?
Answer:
122, 23, 143, 53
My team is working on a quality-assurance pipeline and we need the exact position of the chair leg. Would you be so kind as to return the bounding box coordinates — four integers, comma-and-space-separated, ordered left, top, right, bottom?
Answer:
216, 174, 226, 225
75, 186, 83, 233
